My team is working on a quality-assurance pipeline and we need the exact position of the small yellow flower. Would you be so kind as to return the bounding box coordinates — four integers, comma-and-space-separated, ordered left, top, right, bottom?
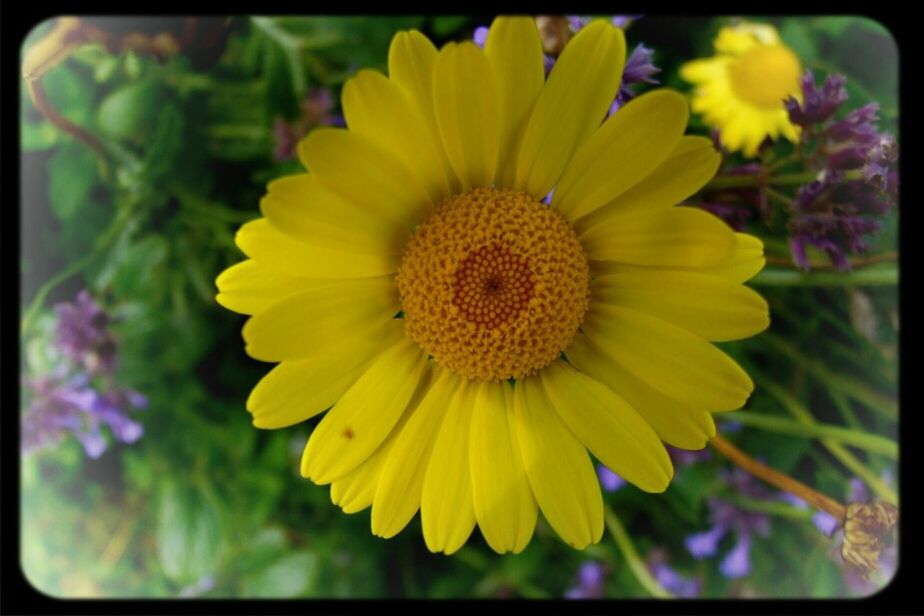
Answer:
681, 22, 803, 157
217, 17, 770, 554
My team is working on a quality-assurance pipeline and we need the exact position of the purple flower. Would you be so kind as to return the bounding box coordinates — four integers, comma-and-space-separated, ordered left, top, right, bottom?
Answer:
609, 43, 661, 114
597, 464, 626, 492
473, 26, 489, 47
647, 548, 700, 597
273, 88, 340, 161
719, 534, 752, 578
786, 71, 848, 127
686, 524, 727, 559
667, 445, 710, 466
54, 290, 117, 376
565, 561, 606, 599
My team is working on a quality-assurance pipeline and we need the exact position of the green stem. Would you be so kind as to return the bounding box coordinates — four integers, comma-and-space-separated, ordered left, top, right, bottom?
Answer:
750, 266, 898, 288
603, 506, 672, 599
705, 169, 864, 190
761, 333, 897, 420
756, 376, 897, 504
724, 495, 816, 521
718, 411, 896, 458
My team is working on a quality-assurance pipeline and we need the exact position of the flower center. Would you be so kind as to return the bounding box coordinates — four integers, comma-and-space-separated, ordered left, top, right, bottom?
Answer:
397, 187, 589, 381
728, 44, 802, 109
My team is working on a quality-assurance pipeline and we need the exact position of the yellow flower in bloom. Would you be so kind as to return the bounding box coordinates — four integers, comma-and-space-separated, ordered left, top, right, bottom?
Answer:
216, 17, 770, 554
680, 22, 803, 157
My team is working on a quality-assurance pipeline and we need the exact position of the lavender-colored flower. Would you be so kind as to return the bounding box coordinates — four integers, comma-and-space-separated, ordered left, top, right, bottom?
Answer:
719, 534, 752, 578
609, 43, 661, 114
473, 26, 489, 47
54, 290, 117, 376
597, 464, 626, 492
647, 548, 700, 597
785, 71, 848, 127
564, 561, 606, 599
667, 445, 711, 466
273, 88, 340, 161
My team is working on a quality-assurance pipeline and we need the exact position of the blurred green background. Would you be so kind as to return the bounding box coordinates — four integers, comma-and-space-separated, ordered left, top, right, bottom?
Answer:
19, 15, 897, 598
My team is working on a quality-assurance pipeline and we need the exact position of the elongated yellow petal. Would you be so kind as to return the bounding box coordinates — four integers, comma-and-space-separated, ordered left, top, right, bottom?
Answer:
591, 269, 770, 341
582, 304, 754, 411
247, 320, 405, 429
342, 69, 452, 203
574, 136, 721, 233
553, 90, 688, 221
484, 16, 544, 189
235, 219, 399, 279
301, 339, 428, 484
215, 260, 323, 316
514, 20, 626, 199
388, 30, 461, 194
432, 42, 500, 190
372, 368, 462, 539
297, 127, 432, 227
469, 380, 537, 554
582, 207, 737, 266
514, 376, 603, 549
261, 173, 409, 256
540, 361, 673, 492
566, 334, 717, 449
241, 277, 399, 362
421, 380, 477, 554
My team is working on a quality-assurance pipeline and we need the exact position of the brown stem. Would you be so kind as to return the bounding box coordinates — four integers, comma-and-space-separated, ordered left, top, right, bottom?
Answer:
710, 434, 847, 522
26, 78, 104, 154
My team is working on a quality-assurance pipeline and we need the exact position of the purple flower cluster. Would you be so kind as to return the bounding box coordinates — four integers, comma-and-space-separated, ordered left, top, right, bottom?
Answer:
273, 88, 342, 161
784, 72, 898, 270
564, 561, 606, 599
22, 291, 146, 459
647, 548, 701, 597
684, 467, 772, 578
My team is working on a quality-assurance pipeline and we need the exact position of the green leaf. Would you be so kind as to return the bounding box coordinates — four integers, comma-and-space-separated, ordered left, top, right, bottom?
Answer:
48, 142, 100, 222
431, 16, 471, 37
96, 79, 164, 141
242, 551, 319, 598
156, 480, 228, 585
780, 20, 817, 65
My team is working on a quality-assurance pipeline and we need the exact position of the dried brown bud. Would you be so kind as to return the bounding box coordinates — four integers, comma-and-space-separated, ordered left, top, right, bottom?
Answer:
841, 502, 899, 575
534, 16, 572, 55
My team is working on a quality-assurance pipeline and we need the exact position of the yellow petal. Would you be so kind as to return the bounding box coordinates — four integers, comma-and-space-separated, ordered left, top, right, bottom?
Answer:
260, 173, 409, 256
421, 380, 477, 554
591, 269, 770, 341
235, 218, 399, 279
388, 30, 461, 194
540, 361, 673, 493
372, 368, 462, 539
679, 57, 731, 83
484, 16, 544, 188
297, 127, 432, 227
514, 20, 626, 199
566, 334, 717, 449
342, 69, 453, 203
432, 42, 500, 190
513, 376, 603, 549
582, 304, 754, 411
582, 206, 737, 267
247, 320, 405, 429
301, 338, 429, 484
241, 276, 399, 362
574, 136, 722, 234
553, 90, 689, 221
469, 380, 537, 554
215, 259, 322, 316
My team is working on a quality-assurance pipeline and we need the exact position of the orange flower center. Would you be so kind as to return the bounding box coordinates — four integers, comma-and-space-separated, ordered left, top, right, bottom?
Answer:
729, 44, 802, 109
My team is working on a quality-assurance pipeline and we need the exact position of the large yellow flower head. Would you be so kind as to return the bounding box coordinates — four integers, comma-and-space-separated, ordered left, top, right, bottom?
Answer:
680, 22, 803, 157
216, 16, 770, 555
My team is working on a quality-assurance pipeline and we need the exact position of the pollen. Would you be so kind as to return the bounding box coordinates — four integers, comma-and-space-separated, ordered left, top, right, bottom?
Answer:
397, 187, 590, 381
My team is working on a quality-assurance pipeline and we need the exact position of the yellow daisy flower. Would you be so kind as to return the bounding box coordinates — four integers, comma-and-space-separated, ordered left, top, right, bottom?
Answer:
216, 16, 770, 555
680, 22, 803, 157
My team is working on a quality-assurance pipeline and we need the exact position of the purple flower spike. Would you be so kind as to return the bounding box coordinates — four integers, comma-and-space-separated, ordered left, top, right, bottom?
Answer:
647, 549, 700, 597
610, 43, 661, 114
719, 534, 752, 578
786, 71, 848, 127
812, 511, 840, 536
54, 290, 117, 376
473, 26, 489, 48
597, 464, 626, 492
565, 561, 606, 599
686, 524, 728, 559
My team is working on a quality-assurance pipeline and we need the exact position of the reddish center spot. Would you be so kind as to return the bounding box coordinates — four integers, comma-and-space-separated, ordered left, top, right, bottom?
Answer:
343, 427, 354, 439
452, 244, 535, 329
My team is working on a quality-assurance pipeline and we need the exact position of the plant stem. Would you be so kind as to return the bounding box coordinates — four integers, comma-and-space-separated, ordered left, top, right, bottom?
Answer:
750, 266, 898, 288
717, 411, 896, 458
724, 495, 816, 520
705, 168, 864, 190
710, 435, 846, 521
764, 251, 897, 270
602, 506, 673, 599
